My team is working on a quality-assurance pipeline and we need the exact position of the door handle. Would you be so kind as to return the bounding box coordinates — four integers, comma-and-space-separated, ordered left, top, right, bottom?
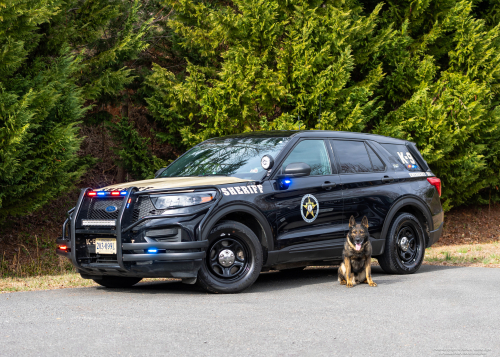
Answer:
322, 181, 337, 189
382, 176, 394, 183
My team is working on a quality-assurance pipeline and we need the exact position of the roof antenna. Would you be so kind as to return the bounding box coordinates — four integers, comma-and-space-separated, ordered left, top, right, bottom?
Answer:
318, 94, 322, 130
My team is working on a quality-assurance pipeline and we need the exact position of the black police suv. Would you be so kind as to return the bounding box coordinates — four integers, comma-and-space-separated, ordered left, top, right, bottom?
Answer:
57, 130, 443, 293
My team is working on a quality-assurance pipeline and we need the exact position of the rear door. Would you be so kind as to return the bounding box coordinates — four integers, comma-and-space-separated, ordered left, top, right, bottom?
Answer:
330, 139, 401, 250
272, 139, 344, 261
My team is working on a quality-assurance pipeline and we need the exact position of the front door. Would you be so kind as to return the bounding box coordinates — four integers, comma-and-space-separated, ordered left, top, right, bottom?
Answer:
272, 139, 344, 262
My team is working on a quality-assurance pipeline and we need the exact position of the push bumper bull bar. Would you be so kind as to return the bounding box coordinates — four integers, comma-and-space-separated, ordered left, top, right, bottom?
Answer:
56, 187, 210, 275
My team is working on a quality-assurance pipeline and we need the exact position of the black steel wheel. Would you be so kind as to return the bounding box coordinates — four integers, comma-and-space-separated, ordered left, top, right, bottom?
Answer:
197, 220, 263, 293
92, 276, 142, 288
378, 212, 425, 274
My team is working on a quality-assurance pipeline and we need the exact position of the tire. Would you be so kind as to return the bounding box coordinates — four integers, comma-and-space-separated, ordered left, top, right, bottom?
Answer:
378, 212, 425, 274
92, 276, 142, 288
197, 220, 263, 293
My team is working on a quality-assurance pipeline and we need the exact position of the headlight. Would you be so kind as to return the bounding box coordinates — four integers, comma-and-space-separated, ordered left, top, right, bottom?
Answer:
150, 191, 217, 210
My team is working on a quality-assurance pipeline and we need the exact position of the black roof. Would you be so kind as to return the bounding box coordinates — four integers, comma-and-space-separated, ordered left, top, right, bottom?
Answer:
212, 130, 406, 144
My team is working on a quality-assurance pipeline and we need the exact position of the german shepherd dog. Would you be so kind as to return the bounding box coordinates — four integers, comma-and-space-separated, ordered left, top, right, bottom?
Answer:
338, 216, 377, 288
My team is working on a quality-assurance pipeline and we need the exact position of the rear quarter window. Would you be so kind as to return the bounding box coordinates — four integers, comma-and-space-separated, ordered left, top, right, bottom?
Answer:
381, 144, 422, 172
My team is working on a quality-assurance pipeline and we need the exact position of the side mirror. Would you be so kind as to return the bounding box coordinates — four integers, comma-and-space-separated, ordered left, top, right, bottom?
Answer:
154, 168, 167, 178
278, 162, 311, 178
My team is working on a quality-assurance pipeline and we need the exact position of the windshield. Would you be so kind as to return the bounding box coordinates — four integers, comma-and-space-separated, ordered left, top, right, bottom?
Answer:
160, 137, 290, 180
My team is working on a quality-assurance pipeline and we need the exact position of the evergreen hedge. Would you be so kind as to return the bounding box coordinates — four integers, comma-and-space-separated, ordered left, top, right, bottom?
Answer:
147, 0, 500, 210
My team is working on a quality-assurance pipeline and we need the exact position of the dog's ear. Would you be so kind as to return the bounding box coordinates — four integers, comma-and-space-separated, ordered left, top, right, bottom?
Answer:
349, 216, 356, 228
361, 216, 369, 229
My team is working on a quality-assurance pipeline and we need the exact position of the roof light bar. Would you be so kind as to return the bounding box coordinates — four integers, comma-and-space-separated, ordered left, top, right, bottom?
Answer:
87, 191, 127, 197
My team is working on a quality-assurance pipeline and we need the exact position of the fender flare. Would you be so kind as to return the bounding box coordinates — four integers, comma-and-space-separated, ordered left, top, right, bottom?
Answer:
200, 203, 275, 251
380, 196, 433, 247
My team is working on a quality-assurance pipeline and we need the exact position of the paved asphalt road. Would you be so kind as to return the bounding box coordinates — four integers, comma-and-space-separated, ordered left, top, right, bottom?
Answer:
1, 265, 499, 357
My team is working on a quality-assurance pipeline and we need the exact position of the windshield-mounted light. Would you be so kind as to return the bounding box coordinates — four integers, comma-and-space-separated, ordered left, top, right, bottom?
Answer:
150, 191, 217, 210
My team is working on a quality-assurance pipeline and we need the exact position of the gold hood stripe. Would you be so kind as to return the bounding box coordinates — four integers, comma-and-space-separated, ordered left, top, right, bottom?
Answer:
99, 176, 253, 191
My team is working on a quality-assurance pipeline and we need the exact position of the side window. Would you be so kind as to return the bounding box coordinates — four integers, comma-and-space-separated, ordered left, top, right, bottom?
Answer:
281, 140, 331, 176
332, 140, 373, 174
366, 144, 385, 172
381, 144, 422, 171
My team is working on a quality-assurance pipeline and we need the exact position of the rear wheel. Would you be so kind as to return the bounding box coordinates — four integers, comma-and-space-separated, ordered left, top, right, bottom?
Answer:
378, 213, 425, 274
197, 220, 263, 293
92, 276, 142, 288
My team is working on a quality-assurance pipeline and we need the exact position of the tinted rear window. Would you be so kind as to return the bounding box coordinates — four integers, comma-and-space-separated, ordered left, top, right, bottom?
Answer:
381, 144, 422, 171
366, 144, 385, 172
333, 140, 373, 173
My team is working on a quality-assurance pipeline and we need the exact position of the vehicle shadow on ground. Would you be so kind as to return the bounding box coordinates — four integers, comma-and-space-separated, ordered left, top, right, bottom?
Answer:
94, 264, 465, 295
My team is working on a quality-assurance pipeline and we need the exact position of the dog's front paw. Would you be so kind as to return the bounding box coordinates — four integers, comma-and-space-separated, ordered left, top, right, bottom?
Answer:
369, 281, 377, 287
339, 279, 347, 285
346, 280, 354, 288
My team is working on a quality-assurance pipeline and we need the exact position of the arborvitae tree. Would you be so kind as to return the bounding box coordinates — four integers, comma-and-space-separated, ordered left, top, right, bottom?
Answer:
146, 0, 500, 210
0, 0, 152, 219
146, 0, 393, 148
369, 1, 500, 210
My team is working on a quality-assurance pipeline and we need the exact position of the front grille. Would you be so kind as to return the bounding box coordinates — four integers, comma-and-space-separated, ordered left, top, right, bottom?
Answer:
132, 196, 166, 225
87, 197, 124, 220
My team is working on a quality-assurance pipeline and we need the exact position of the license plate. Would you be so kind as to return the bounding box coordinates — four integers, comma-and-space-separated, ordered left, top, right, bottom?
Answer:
96, 238, 117, 255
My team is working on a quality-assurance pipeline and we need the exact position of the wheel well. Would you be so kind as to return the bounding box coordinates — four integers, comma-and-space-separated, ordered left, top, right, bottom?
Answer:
393, 205, 430, 246
217, 211, 267, 249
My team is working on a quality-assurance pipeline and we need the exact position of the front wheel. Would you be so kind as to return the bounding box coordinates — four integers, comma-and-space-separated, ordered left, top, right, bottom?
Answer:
378, 213, 425, 274
92, 276, 142, 288
197, 220, 263, 293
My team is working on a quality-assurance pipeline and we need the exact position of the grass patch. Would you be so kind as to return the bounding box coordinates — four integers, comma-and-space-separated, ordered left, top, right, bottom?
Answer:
0, 274, 181, 293
424, 243, 500, 267
0, 274, 97, 293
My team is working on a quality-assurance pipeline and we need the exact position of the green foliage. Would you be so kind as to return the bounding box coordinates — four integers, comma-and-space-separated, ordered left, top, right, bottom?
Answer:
107, 116, 167, 180
147, 0, 500, 210
0, 1, 86, 218
372, 1, 500, 209
0, 0, 153, 219
146, 0, 392, 148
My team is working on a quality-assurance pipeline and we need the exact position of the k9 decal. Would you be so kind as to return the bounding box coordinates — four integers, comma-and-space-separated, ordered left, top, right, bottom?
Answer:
397, 151, 415, 165
409, 172, 427, 177
221, 185, 264, 196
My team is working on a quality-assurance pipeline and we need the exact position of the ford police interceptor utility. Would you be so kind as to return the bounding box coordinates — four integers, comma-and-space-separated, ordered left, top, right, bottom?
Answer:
56, 130, 443, 293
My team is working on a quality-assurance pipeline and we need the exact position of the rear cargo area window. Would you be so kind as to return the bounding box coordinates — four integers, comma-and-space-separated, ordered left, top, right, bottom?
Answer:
381, 144, 422, 171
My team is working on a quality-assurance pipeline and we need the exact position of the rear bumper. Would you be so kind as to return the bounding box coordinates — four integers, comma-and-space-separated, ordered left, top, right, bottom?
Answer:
428, 221, 443, 247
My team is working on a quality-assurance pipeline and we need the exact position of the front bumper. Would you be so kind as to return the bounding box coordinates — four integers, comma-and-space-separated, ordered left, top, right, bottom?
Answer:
57, 187, 215, 279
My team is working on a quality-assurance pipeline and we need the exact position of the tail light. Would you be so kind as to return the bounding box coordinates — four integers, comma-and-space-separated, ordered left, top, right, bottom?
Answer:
427, 177, 441, 197
58, 245, 68, 251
